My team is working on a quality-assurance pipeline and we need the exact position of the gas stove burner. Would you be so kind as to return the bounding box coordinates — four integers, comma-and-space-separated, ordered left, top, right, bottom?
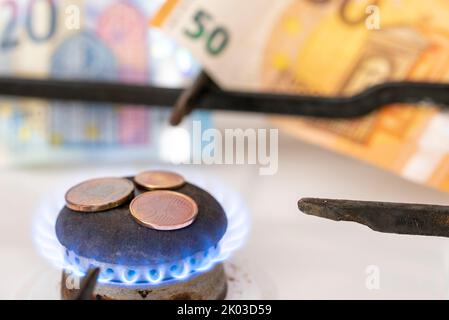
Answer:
33, 169, 249, 300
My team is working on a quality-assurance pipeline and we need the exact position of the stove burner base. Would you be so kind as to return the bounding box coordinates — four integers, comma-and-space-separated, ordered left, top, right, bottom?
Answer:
61, 264, 227, 300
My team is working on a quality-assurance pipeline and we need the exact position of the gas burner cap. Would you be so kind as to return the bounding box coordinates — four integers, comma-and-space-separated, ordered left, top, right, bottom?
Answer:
55, 179, 227, 267
34, 169, 249, 290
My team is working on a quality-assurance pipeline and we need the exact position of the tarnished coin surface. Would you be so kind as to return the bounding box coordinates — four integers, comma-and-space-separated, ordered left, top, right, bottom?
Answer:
65, 177, 135, 212
134, 170, 185, 190
129, 191, 198, 230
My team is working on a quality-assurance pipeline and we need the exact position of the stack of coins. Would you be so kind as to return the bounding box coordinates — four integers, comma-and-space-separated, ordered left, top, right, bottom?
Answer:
64, 171, 199, 231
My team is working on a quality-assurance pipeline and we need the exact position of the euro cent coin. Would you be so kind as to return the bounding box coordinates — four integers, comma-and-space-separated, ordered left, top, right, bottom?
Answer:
129, 190, 198, 230
134, 170, 185, 190
65, 177, 135, 212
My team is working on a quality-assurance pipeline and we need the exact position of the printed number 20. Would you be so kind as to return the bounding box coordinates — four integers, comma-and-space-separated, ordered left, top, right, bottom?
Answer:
1, 1, 19, 50
184, 9, 229, 56
1, 0, 56, 51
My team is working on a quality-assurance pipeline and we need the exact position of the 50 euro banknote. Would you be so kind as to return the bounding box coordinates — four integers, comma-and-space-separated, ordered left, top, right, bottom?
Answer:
152, 0, 449, 192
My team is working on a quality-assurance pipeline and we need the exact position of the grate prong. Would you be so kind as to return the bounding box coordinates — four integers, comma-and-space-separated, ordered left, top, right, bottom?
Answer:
75, 268, 100, 300
2, 77, 449, 119
298, 198, 449, 238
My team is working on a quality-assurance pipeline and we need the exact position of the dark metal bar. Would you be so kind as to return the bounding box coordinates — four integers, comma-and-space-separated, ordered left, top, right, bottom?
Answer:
298, 198, 449, 238
75, 268, 100, 300
1, 77, 449, 118
0, 77, 181, 106
170, 71, 212, 125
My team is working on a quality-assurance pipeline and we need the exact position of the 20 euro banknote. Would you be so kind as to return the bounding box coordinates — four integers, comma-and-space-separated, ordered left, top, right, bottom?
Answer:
0, 0, 207, 165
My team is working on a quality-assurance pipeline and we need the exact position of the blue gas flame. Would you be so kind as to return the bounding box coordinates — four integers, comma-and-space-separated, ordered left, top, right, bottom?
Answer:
63, 243, 221, 285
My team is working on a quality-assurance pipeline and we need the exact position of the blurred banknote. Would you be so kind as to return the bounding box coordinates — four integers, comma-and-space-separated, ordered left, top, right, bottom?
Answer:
152, 0, 449, 192
0, 0, 206, 165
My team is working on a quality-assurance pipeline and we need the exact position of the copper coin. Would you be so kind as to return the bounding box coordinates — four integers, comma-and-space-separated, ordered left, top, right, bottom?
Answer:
65, 177, 135, 212
129, 191, 198, 230
134, 170, 185, 190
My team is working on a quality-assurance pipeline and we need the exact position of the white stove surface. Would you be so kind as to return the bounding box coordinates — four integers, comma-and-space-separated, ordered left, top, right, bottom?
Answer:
2, 113, 449, 299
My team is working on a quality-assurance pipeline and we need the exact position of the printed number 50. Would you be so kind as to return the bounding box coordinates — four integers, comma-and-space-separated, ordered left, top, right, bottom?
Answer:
184, 9, 229, 56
